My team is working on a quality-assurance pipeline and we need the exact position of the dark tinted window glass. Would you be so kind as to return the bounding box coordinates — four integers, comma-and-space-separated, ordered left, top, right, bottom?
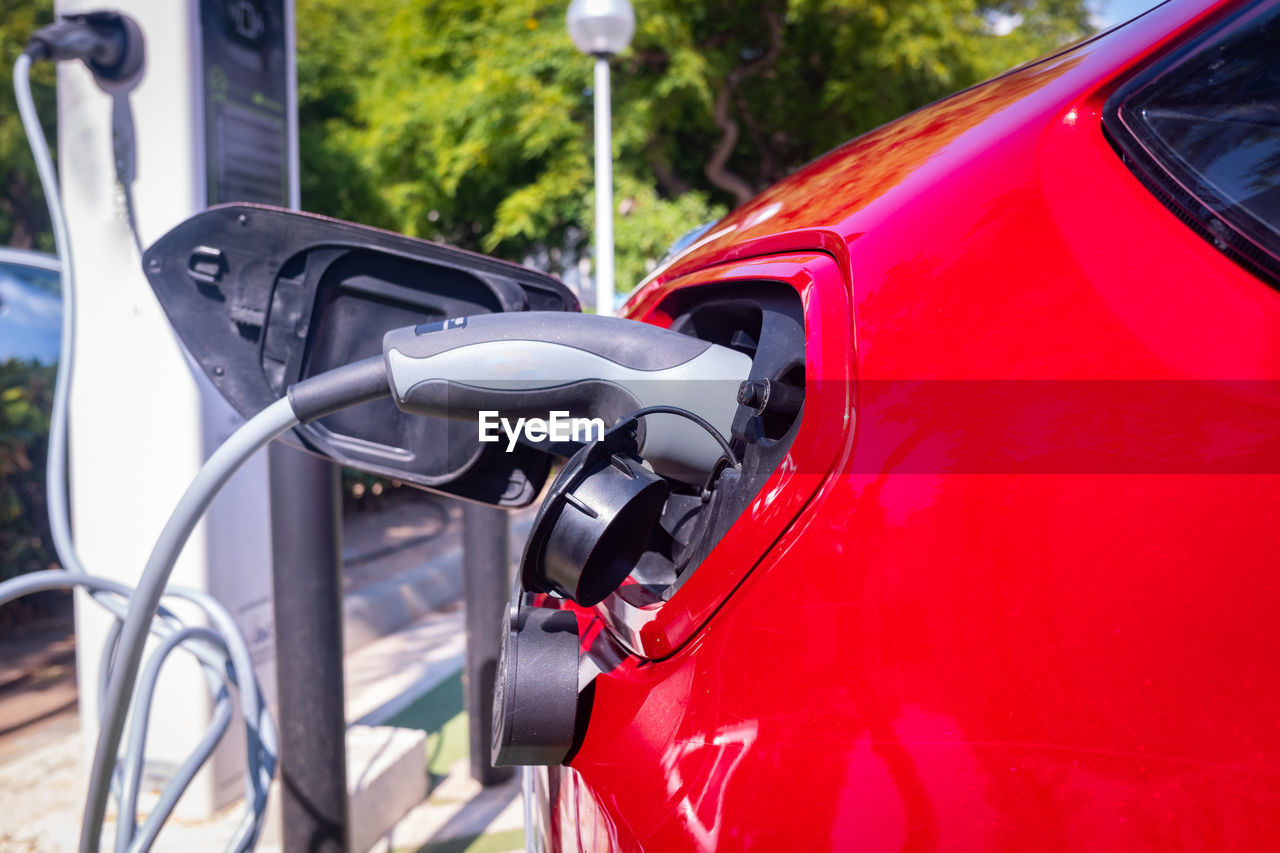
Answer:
1108, 1, 1280, 275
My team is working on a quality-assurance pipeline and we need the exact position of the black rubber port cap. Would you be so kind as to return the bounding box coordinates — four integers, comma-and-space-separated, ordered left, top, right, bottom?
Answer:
521, 423, 669, 606
492, 598, 581, 767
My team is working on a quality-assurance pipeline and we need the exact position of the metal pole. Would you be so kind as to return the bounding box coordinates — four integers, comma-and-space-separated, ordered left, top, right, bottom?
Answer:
269, 444, 350, 852
593, 56, 614, 317
462, 502, 515, 786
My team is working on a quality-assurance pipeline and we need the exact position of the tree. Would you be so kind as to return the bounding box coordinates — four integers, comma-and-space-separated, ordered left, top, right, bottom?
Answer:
0, 0, 55, 251
0, 2, 1094, 273
296, 0, 1092, 292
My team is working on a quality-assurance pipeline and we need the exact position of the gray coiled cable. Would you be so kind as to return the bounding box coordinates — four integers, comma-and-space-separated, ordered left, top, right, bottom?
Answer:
9, 52, 278, 853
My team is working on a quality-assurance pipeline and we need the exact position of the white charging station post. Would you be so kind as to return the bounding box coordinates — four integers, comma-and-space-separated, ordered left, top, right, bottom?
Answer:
56, 1, 347, 835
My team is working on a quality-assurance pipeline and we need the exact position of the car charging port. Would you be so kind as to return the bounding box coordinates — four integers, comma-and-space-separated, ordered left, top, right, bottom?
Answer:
487, 284, 806, 767
609, 284, 807, 603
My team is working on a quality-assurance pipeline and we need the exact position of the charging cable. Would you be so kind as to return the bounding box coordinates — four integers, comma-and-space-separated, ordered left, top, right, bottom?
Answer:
9, 44, 276, 852
83, 360, 386, 853
6, 21, 390, 852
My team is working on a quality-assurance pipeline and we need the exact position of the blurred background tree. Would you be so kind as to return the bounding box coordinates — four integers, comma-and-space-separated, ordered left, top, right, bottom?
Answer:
0, 1, 1094, 283
0, 362, 55, 587
296, 0, 1093, 291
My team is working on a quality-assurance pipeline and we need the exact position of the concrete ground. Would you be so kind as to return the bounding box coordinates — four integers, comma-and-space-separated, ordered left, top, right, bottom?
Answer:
0, 610, 78, 766
374, 674, 525, 853
0, 488, 531, 853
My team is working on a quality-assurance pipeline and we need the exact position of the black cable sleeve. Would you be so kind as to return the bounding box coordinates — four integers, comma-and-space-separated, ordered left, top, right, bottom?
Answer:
287, 355, 391, 423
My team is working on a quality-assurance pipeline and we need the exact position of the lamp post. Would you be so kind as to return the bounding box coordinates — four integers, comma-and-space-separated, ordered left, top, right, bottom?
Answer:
567, 0, 634, 317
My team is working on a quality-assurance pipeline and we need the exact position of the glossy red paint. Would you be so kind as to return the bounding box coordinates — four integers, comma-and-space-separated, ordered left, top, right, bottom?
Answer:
540, 0, 1280, 848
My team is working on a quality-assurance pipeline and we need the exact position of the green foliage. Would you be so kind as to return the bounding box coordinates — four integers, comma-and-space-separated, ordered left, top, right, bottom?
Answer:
0, 1, 1095, 269
296, 0, 1092, 292
0, 360, 57, 584
612, 176, 725, 290
0, 0, 55, 251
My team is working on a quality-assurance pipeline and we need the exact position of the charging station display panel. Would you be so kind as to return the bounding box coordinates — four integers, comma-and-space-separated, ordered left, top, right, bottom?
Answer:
201, 0, 289, 206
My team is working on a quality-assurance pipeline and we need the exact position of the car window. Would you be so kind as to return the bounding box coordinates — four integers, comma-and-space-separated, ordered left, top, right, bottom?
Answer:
0, 260, 61, 296
1105, 0, 1280, 283
0, 260, 62, 365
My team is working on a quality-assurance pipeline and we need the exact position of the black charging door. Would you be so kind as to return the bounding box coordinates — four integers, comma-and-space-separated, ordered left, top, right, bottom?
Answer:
143, 204, 580, 507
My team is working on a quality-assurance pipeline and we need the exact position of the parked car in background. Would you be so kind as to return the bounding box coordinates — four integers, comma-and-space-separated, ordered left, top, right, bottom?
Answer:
0, 248, 60, 587
533, 0, 1280, 848
0, 247, 60, 366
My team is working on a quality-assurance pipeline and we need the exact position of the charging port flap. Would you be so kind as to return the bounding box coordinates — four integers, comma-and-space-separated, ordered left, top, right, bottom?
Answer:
142, 203, 580, 507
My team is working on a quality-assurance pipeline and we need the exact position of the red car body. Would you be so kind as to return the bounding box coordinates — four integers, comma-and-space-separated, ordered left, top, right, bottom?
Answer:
534, 0, 1280, 848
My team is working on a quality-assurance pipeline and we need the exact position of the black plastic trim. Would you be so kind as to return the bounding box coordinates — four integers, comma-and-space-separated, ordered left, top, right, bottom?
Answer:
287, 355, 389, 423
1102, 0, 1280, 289
142, 204, 579, 507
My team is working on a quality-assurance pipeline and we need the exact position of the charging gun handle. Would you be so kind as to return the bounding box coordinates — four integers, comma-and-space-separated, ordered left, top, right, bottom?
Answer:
382, 312, 752, 479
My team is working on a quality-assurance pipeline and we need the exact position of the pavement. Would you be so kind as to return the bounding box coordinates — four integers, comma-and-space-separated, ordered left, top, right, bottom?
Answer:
374, 674, 525, 853
0, 488, 533, 853
0, 612, 78, 766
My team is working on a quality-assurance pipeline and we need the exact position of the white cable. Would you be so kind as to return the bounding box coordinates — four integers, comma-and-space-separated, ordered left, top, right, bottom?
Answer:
15, 52, 76, 576
13, 52, 280, 853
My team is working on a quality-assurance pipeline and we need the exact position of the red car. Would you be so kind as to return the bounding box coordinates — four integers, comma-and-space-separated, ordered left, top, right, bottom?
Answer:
531, 0, 1280, 848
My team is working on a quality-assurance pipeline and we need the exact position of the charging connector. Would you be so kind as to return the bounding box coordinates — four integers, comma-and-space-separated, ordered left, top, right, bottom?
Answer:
24, 11, 143, 89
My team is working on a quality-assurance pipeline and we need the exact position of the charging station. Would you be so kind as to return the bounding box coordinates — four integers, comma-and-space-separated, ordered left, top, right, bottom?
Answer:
57, 0, 298, 820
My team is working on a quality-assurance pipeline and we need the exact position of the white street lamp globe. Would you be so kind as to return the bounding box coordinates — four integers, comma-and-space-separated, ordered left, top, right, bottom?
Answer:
566, 0, 635, 57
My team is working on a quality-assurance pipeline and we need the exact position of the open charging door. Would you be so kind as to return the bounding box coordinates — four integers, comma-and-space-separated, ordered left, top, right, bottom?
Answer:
143, 203, 580, 506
